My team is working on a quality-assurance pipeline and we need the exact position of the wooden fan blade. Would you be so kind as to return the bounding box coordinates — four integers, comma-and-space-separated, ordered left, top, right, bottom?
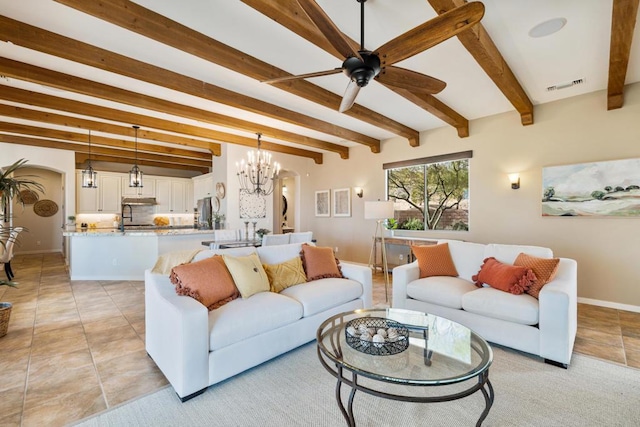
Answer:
263, 68, 343, 84
376, 66, 446, 94
296, 0, 361, 60
376, 2, 485, 66
339, 80, 361, 113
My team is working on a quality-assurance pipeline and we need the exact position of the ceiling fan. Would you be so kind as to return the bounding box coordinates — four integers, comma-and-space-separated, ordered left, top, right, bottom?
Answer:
264, 0, 485, 113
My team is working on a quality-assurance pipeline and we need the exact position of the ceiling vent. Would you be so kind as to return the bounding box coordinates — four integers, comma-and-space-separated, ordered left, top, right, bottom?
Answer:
547, 78, 584, 92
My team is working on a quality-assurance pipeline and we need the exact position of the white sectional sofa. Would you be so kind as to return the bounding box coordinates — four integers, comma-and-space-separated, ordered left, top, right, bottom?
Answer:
145, 242, 372, 401
392, 239, 577, 367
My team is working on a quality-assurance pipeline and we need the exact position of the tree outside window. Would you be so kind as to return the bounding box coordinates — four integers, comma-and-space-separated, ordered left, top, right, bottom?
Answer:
386, 159, 469, 231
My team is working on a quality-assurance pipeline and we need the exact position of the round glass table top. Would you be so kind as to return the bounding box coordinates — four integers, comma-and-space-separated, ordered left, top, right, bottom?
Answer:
317, 308, 493, 386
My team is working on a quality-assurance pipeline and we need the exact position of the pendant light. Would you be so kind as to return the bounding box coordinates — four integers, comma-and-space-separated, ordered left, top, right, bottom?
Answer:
129, 125, 143, 188
236, 133, 280, 196
81, 130, 98, 188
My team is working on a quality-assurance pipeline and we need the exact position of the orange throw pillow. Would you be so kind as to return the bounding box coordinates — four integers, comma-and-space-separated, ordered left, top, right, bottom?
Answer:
170, 255, 239, 310
411, 243, 458, 278
514, 253, 560, 299
300, 244, 343, 281
472, 257, 536, 295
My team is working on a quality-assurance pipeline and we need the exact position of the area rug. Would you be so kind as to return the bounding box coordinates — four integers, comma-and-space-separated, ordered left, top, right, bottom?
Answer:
75, 343, 640, 426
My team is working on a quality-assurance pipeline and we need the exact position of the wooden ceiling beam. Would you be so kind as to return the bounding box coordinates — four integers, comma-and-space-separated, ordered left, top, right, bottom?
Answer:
384, 87, 469, 138
75, 153, 209, 174
0, 103, 213, 155
241, 0, 469, 143
0, 16, 370, 153
0, 57, 342, 159
0, 86, 323, 164
54, 0, 417, 148
0, 121, 212, 163
0, 133, 211, 171
427, 0, 534, 126
607, 0, 639, 110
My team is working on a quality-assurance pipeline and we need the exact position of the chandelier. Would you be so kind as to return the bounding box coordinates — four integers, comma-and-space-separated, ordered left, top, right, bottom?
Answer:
129, 125, 143, 188
81, 130, 98, 188
237, 133, 280, 196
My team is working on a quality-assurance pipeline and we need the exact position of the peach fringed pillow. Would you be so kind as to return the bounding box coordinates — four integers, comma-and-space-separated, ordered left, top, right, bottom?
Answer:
263, 257, 307, 293
411, 243, 458, 278
170, 255, 239, 310
514, 253, 560, 299
300, 244, 343, 281
472, 257, 537, 295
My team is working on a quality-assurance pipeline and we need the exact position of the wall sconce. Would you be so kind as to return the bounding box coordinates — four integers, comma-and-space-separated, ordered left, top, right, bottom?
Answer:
354, 187, 364, 198
508, 173, 520, 189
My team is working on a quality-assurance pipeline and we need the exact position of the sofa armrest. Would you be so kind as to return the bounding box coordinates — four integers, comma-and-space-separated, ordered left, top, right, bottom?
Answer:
392, 262, 420, 309
145, 270, 210, 399
340, 262, 373, 308
538, 258, 578, 365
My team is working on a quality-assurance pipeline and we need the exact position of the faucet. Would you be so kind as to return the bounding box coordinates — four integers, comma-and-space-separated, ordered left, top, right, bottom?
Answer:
120, 204, 133, 231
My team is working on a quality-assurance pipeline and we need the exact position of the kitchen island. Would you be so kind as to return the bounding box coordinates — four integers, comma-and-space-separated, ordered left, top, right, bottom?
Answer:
63, 228, 216, 280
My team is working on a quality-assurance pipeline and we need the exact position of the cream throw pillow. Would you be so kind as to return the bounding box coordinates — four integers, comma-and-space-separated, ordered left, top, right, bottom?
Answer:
263, 257, 307, 293
222, 253, 270, 299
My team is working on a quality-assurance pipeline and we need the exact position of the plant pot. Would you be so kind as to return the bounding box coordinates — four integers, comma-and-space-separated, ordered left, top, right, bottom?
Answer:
0, 302, 12, 338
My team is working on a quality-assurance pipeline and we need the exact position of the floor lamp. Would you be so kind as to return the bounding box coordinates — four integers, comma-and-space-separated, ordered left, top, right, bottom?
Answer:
365, 201, 394, 302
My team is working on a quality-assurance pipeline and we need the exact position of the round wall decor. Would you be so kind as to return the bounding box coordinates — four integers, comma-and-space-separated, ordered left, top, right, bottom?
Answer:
216, 182, 226, 199
33, 199, 59, 217
19, 189, 39, 205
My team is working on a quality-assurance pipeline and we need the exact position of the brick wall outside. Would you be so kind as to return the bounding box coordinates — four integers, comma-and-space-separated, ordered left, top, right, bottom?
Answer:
395, 206, 468, 230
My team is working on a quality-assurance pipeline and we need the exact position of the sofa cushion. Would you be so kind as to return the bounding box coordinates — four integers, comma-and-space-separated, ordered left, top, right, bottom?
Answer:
437, 239, 486, 282
411, 243, 458, 278
263, 256, 307, 293
300, 244, 343, 281
280, 278, 363, 317
514, 253, 560, 299
222, 253, 270, 299
472, 257, 536, 295
406, 276, 477, 309
170, 255, 240, 310
257, 242, 305, 265
193, 246, 257, 262
208, 292, 303, 351
462, 287, 539, 325
484, 244, 552, 264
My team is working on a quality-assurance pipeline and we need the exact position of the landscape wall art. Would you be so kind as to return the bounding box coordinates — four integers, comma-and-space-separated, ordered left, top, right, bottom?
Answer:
542, 158, 640, 217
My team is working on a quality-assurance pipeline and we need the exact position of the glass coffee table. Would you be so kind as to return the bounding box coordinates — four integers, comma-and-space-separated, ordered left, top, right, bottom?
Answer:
317, 308, 494, 426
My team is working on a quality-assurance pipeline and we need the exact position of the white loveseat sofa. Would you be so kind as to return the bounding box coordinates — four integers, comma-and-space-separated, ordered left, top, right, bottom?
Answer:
392, 239, 577, 367
145, 242, 372, 401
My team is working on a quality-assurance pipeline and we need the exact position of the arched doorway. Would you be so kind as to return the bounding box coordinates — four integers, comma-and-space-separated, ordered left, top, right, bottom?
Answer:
273, 170, 299, 234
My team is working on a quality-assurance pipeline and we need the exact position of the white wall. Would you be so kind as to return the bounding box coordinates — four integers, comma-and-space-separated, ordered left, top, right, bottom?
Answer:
302, 83, 640, 309
1, 144, 75, 255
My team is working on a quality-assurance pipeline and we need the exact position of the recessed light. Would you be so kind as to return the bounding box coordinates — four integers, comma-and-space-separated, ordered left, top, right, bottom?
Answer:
529, 17, 567, 38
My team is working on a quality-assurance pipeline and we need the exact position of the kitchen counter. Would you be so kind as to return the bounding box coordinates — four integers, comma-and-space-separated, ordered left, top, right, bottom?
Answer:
63, 228, 215, 237
64, 228, 216, 280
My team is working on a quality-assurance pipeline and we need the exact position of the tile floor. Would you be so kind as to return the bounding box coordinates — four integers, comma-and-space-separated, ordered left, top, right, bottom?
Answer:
0, 253, 638, 426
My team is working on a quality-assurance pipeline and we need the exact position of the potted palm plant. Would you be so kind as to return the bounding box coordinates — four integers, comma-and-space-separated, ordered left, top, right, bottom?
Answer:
1, 158, 44, 337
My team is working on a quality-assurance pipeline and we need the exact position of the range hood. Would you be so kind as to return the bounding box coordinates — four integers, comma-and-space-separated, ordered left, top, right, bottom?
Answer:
121, 197, 157, 206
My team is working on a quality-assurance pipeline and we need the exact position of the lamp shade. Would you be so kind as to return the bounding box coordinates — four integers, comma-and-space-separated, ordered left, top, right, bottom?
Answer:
364, 201, 394, 219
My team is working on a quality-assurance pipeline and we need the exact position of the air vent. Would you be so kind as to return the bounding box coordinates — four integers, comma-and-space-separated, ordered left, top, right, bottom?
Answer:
547, 78, 584, 91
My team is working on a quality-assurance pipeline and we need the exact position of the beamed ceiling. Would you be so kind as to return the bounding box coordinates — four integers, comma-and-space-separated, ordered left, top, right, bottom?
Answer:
0, 0, 638, 175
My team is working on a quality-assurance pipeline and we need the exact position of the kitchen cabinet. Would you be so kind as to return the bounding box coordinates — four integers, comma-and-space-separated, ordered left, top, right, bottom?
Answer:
155, 178, 193, 213
193, 173, 215, 200
122, 177, 155, 197
76, 172, 122, 213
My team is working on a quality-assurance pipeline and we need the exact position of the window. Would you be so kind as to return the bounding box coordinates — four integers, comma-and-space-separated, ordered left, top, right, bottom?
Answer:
384, 151, 471, 231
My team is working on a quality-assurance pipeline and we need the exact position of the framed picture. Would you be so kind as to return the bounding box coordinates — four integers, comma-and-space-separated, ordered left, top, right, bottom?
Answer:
315, 190, 330, 217
542, 157, 640, 217
239, 190, 266, 218
333, 188, 351, 217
